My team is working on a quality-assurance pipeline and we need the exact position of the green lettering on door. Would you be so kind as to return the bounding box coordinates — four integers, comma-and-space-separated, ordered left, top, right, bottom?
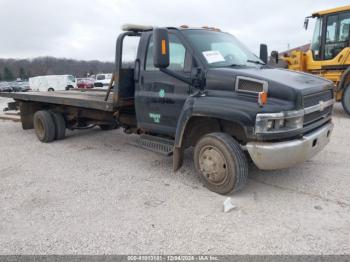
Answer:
149, 113, 161, 123
159, 89, 165, 98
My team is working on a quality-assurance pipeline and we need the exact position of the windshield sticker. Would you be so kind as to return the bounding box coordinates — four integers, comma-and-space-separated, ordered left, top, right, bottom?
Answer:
202, 50, 225, 64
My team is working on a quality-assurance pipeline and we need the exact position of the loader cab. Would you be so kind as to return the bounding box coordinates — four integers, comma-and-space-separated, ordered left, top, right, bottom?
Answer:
309, 9, 350, 61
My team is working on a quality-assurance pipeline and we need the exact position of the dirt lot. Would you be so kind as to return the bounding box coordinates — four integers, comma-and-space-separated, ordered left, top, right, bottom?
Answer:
0, 97, 349, 254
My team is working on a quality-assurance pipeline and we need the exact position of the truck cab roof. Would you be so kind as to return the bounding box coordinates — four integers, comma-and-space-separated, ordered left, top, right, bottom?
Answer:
121, 24, 222, 33
312, 5, 350, 17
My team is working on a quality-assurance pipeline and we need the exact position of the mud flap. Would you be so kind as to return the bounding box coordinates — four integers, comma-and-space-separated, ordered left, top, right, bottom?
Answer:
173, 146, 184, 171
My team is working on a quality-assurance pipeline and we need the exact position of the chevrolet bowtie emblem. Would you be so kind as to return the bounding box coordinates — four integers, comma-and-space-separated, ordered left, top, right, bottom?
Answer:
319, 100, 325, 111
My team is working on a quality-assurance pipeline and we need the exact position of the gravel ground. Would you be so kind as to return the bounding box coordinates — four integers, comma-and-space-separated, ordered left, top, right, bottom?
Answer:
0, 97, 349, 254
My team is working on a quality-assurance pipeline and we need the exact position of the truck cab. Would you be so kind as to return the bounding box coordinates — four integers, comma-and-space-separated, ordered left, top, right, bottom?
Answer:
112, 25, 334, 193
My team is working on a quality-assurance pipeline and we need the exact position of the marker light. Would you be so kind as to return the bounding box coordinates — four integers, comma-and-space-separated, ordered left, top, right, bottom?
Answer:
161, 40, 167, 55
258, 91, 267, 106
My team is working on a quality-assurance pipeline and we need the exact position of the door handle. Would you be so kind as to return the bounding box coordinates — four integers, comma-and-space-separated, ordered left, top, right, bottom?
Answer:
134, 59, 140, 81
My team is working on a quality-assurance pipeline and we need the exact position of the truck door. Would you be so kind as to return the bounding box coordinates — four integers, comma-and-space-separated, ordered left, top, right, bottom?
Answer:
135, 32, 192, 136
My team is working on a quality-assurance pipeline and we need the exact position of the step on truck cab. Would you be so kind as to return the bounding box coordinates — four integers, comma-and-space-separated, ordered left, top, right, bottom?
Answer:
0, 24, 335, 194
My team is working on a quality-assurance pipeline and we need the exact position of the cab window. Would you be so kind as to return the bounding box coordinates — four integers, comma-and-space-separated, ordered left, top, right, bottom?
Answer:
339, 12, 350, 41
146, 34, 188, 71
324, 12, 350, 60
311, 17, 322, 60
96, 75, 105, 80
68, 75, 75, 82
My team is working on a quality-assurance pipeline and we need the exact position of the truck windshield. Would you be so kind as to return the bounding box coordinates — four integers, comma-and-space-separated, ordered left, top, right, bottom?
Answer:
182, 30, 264, 68
68, 75, 75, 82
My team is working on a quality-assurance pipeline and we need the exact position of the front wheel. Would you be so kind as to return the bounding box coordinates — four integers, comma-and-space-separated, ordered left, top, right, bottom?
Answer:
341, 85, 350, 116
194, 132, 248, 195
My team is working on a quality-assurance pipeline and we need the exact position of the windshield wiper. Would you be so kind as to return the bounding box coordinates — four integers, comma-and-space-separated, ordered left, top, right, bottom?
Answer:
227, 63, 245, 67
246, 59, 265, 65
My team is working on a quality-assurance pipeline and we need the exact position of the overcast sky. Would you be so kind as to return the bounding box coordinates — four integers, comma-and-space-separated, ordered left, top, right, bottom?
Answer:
0, 0, 349, 61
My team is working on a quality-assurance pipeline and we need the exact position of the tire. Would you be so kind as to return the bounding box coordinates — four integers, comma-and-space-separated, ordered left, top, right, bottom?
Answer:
33, 110, 56, 143
99, 122, 118, 130
48, 88, 54, 92
341, 84, 350, 116
50, 111, 66, 140
194, 132, 248, 195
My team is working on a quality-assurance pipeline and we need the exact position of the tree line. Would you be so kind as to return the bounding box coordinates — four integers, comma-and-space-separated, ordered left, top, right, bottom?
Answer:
0, 57, 115, 81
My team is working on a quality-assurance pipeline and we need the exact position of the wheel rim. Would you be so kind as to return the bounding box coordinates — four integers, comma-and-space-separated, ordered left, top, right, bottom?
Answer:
35, 118, 44, 139
199, 145, 229, 185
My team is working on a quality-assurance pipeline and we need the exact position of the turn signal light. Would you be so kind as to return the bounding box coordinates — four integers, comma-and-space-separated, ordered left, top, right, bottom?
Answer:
161, 39, 167, 55
258, 91, 267, 106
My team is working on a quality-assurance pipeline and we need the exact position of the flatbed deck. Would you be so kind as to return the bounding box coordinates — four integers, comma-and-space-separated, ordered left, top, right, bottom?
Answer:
0, 90, 115, 112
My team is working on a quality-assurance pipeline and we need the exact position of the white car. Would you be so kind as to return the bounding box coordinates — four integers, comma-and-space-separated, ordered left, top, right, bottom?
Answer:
94, 73, 112, 88
29, 75, 77, 92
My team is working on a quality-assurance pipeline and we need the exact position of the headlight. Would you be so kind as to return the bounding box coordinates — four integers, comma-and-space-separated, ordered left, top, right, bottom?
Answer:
255, 110, 304, 134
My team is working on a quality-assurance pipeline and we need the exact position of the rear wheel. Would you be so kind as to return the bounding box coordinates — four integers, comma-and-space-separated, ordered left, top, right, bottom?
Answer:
341, 84, 350, 116
33, 110, 56, 143
194, 132, 248, 194
48, 88, 54, 92
50, 111, 66, 140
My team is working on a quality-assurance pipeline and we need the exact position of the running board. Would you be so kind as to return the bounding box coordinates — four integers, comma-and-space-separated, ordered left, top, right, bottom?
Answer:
133, 134, 174, 156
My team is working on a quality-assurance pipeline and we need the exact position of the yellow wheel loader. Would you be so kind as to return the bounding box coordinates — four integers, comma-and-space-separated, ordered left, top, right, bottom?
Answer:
276, 5, 350, 115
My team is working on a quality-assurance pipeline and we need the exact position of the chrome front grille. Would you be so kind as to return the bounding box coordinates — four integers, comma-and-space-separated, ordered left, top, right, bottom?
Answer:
303, 90, 333, 108
304, 107, 332, 126
303, 90, 334, 127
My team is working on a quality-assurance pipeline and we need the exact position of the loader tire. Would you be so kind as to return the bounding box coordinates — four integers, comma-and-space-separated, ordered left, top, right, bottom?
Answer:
342, 84, 350, 116
194, 132, 248, 195
33, 110, 56, 143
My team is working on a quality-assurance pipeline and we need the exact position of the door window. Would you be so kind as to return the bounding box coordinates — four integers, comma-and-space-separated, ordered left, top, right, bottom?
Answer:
326, 15, 337, 43
311, 17, 322, 60
146, 34, 187, 71
324, 12, 350, 60
339, 13, 350, 41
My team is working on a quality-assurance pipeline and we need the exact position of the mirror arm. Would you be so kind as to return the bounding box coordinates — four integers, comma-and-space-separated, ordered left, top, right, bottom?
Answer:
160, 68, 192, 85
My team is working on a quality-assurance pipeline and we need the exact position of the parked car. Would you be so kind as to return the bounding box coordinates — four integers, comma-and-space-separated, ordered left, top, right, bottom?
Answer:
9, 80, 31, 92
77, 78, 94, 89
94, 73, 112, 88
29, 75, 77, 92
0, 82, 13, 92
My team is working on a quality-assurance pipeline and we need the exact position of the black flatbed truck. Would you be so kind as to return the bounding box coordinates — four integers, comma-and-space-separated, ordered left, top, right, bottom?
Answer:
0, 24, 335, 194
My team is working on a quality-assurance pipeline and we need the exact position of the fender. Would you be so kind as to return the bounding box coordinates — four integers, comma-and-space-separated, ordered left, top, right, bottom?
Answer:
172, 94, 257, 171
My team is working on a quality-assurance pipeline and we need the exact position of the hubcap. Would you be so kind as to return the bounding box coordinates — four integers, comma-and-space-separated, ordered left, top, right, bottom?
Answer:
35, 118, 44, 139
199, 145, 228, 185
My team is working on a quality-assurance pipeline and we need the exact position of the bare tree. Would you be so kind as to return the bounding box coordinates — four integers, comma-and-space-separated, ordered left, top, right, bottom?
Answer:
0, 57, 115, 80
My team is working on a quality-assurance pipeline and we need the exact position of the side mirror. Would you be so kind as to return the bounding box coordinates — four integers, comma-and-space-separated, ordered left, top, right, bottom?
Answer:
271, 50, 279, 64
304, 17, 309, 30
153, 28, 170, 69
259, 44, 268, 64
